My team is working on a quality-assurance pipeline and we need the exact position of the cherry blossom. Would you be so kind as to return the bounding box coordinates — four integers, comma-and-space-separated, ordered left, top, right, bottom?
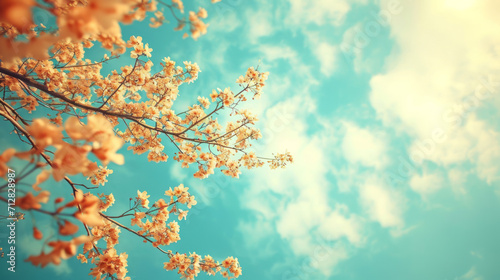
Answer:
0, 1, 292, 279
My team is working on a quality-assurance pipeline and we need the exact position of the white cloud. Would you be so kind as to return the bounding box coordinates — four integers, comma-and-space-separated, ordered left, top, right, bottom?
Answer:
309, 243, 350, 277
409, 171, 444, 197
341, 122, 389, 170
239, 94, 365, 276
258, 44, 298, 65
359, 177, 405, 228
339, 23, 365, 73
312, 40, 340, 76
458, 266, 484, 280
246, 9, 273, 43
239, 94, 406, 276
370, 0, 500, 187
301, 30, 342, 77
193, 41, 230, 71
317, 204, 364, 246
287, 0, 351, 26
332, 164, 359, 193
236, 0, 500, 278
448, 168, 468, 195
170, 163, 187, 182
236, 216, 277, 259
207, 11, 241, 33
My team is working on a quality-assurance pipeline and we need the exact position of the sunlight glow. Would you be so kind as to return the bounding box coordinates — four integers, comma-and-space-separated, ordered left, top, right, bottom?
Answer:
445, 0, 476, 10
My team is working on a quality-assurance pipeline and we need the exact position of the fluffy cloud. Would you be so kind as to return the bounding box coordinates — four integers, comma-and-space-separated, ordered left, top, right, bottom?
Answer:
303, 30, 342, 77
258, 44, 298, 63
341, 121, 389, 170
370, 0, 500, 187
317, 204, 364, 246
287, 0, 351, 26
238, 1, 500, 278
409, 171, 444, 197
339, 23, 365, 73
359, 177, 406, 228
246, 8, 273, 43
315, 42, 339, 76
239, 94, 365, 276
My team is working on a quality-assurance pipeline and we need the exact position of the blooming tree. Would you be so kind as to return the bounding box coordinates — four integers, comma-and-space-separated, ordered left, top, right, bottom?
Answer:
0, 1, 292, 279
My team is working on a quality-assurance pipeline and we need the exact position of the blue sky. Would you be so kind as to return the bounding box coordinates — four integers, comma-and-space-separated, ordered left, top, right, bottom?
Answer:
2, 0, 500, 279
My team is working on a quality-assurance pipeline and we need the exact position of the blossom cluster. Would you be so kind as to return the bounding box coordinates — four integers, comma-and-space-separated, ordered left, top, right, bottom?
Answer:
69, 184, 241, 280
88, 166, 114, 186
26, 115, 123, 181
164, 252, 242, 280
0, 114, 123, 194
132, 184, 196, 247
0, 36, 290, 279
82, 220, 129, 279
0, 0, 292, 279
1, 33, 292, 182
0, 0, 217, 61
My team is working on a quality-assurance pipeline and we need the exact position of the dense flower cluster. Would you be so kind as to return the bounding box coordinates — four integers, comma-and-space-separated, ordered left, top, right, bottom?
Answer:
88, 166, 114, 186
23, 115, 123, 182
270, 152, 294, 169
0, 0, 293, 279
163, 252, 242, 279
70, 184, 235, 280
1, 29, 292, 180
89, 248, 129, 280
0, 0, 215, 61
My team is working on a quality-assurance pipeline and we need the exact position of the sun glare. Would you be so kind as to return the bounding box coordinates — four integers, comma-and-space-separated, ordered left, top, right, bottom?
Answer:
445, 0, 476, 10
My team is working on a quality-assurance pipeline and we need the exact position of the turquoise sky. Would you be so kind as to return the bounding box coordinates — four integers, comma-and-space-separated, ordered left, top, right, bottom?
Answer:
2, 0, 500, 279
